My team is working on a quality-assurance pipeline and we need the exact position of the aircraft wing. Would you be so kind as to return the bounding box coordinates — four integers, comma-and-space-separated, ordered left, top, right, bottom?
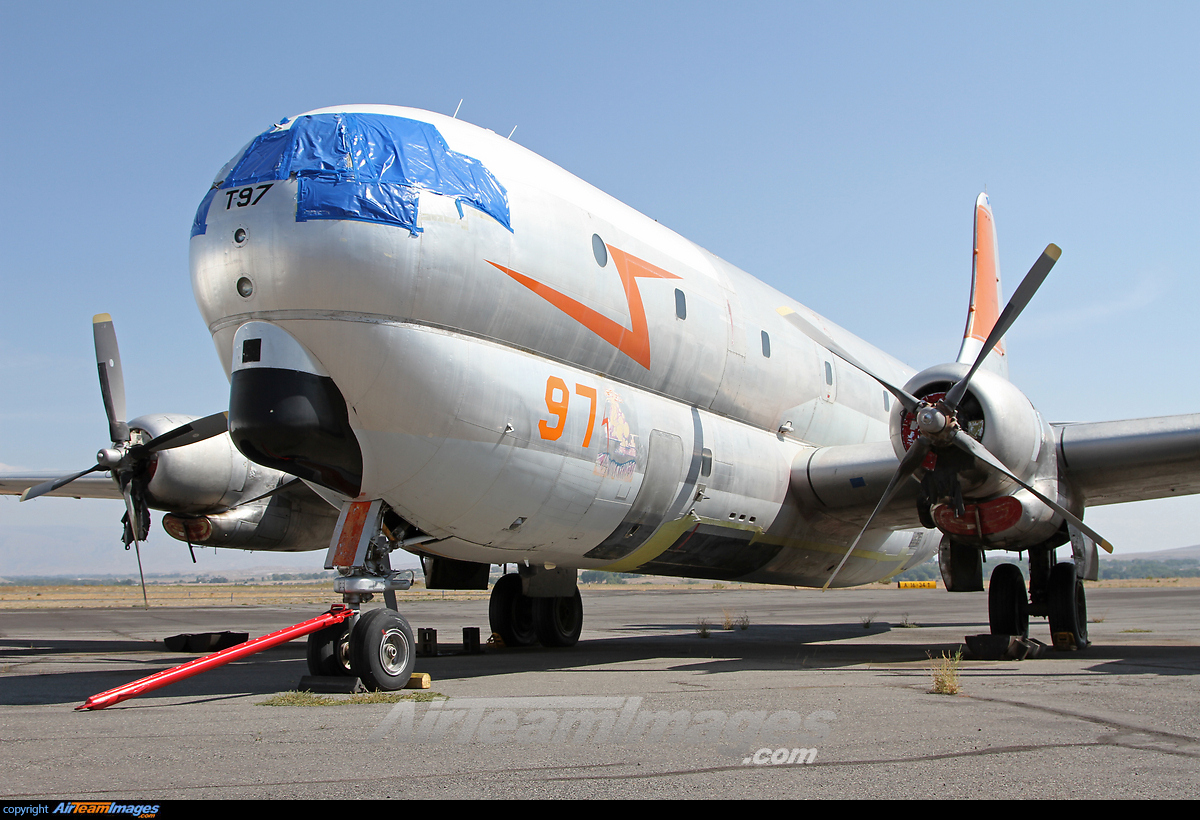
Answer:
0, 471, 122, 501
1056, 413, 1200, 506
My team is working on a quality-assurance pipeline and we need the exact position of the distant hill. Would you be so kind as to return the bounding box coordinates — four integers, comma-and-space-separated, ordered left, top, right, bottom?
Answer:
1104, 544, 1200, 561
890, 543, 1200, 583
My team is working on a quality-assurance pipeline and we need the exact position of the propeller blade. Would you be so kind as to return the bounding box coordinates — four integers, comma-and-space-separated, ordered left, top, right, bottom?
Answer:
120, 484, 150, 608
20, 464, 108, 502
144, 412, 229, 453
950, 429, 1112, 553
93, 314, 129, 444
777, 307, 921, 412
944, 244, 1060, 411
824, 437, 931, 589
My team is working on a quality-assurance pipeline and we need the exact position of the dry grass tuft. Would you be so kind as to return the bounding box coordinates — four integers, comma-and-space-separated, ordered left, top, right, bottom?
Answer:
695, 618, 711, 638
927, 648, 963, 695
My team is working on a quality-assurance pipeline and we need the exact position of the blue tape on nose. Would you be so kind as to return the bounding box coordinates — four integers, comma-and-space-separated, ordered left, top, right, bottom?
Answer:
192, 112, 511, 238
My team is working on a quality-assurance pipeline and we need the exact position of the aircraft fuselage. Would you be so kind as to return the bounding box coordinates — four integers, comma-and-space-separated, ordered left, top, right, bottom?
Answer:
190, 105, 936, 587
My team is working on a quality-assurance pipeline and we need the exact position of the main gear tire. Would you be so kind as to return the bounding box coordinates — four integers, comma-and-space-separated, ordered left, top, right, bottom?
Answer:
534, 589, 584, 647
988, 563, 1029, 638
1048, 561, 1089, 650
489, 573, 538, 647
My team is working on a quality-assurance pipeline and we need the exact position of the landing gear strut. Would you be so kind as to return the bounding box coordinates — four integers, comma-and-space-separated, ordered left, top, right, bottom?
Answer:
307, 499, 424, 689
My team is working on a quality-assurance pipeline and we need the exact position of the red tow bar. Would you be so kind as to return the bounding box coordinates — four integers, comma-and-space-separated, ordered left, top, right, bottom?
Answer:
76, 604, 355, 711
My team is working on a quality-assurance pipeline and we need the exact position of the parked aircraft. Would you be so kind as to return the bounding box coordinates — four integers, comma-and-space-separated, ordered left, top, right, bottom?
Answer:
5, 105, 1198, 690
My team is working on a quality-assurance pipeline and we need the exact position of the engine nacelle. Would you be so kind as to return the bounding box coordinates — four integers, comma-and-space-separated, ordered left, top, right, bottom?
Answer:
892, 363, 1051, 499
162, 493, 337, 552
128, 414, 260, 513
891, 363, 1073, 549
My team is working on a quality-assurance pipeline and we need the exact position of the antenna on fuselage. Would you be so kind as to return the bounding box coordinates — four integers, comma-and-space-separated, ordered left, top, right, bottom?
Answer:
507, 125, 518, 140
452, 99, 463, 119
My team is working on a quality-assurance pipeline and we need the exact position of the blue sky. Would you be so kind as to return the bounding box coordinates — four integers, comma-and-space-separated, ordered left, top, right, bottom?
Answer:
2, 2, 1198, 575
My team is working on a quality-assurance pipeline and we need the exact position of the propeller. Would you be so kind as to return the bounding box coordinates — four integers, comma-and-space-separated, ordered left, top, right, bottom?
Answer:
21, 314, 229, 606
780, 243, 1111, 589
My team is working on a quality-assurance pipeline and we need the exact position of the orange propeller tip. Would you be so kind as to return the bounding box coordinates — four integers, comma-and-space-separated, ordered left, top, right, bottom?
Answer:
1045, 244, 1062, 260
93, 313, 113, 323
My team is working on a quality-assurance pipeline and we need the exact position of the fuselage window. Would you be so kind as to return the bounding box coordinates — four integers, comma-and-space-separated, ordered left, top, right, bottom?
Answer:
883, 391, 890, 412
761, 331, 771, 358
824, 361, 833, 385
701, 448, 713, 477
674, 289, 687, 320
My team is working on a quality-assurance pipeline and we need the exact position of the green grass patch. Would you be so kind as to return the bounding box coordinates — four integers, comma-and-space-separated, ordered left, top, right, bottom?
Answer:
259, 690, 445, 706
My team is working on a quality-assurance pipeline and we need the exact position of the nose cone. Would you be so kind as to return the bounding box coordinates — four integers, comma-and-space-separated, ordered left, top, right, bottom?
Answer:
228, 323, 363, 498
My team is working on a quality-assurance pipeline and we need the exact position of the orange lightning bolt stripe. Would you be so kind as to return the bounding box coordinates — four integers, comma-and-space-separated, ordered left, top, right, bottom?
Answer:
488, 244, 681, 369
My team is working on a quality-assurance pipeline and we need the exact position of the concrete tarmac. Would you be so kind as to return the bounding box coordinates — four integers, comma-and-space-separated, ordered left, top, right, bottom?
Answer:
1, 585, 1198, 800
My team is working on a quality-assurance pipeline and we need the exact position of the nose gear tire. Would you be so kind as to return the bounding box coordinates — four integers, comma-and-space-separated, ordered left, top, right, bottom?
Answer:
350, 608, 416, 691
306, 621, 353, 676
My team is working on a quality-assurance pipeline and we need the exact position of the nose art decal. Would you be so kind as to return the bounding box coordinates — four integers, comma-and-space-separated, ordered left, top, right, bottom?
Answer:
488, 245, 681, 369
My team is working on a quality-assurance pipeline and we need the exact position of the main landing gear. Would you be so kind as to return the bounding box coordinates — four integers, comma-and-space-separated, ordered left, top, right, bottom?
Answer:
489, 570, 583, 648
986, 545, 1089, 650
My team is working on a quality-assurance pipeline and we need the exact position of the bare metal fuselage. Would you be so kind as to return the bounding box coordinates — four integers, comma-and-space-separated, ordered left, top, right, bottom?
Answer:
190, 105, 936, 587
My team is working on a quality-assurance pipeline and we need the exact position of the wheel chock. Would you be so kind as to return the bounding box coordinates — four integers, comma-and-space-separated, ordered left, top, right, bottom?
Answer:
965, 634, 1047, 660
164, 631, 249, 652
298, 675, 369, 694
1052, 631, 1079, 651
406, 672, 431, 690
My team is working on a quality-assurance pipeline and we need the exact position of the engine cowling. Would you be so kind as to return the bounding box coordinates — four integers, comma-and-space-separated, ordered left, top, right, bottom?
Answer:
162, 493, 337, 551
891, 363, 1070, 548
128, 414, 260, 513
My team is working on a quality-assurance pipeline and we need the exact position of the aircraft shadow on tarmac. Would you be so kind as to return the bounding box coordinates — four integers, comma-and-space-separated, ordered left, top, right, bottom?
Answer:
3, 621, 1198, 707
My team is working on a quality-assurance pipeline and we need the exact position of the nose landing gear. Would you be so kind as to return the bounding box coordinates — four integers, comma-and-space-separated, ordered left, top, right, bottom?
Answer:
306, 499, 424, 690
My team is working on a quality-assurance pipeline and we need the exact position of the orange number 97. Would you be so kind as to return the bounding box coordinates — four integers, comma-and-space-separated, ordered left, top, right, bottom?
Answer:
538, 376, 598, 447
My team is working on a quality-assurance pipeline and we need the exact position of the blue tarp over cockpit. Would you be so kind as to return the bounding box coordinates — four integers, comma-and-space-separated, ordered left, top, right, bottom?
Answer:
192, 112, 511, 237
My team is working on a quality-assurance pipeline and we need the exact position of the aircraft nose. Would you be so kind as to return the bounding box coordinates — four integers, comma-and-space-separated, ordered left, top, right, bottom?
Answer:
228, 322, 363, 498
